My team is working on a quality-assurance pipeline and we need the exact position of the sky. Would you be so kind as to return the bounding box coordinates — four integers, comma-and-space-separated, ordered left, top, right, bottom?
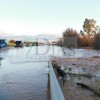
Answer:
0, 0, 100, 36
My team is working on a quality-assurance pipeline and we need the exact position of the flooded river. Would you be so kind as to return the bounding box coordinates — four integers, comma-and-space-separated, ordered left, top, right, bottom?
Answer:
0, 46, 100, 100
0, 46, 61, 100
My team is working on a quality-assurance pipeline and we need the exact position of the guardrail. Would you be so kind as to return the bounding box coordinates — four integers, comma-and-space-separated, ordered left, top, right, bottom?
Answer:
49, 61, 65, 100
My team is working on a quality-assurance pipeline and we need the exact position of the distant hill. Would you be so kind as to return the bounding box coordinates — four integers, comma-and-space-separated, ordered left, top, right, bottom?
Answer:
0, 34, 61, 43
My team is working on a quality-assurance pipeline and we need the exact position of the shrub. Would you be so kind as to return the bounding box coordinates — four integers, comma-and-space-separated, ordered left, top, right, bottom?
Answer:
58, 28, 96, 48
92, 33, 100, 50
63, 28, 79, 37
78, 35, 92, 47
56, 39, 62, 46
62, 28, 79, 47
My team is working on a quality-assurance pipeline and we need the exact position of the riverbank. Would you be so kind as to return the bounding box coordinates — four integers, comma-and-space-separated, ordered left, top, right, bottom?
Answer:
51, 49, 100, 100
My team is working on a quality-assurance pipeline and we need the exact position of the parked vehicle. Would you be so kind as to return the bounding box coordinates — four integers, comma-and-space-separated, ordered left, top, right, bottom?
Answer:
0, 39, 8, 48
15, 41, 22, 47
9, 40, 15, 47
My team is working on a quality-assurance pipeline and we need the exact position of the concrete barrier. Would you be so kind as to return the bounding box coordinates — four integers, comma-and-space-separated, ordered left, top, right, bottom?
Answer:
49, 61, 65, 100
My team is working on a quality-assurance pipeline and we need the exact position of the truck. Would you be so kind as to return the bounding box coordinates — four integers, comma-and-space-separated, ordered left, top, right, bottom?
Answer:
0, 39, 8, 48
15, 41, 23, 47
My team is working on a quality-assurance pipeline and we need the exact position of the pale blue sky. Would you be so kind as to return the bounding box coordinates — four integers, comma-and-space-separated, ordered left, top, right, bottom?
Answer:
0, 0, 100, 36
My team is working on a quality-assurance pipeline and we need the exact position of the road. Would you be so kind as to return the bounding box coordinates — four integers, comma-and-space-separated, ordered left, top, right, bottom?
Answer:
0, 46, 61, 100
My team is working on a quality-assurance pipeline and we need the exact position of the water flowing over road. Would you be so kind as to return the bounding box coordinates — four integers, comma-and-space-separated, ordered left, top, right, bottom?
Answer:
0, 46, 100, 100
0, 46, 62, 100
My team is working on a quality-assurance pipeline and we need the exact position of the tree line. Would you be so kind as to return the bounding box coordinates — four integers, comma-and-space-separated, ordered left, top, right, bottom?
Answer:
57, 18, 100, 50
